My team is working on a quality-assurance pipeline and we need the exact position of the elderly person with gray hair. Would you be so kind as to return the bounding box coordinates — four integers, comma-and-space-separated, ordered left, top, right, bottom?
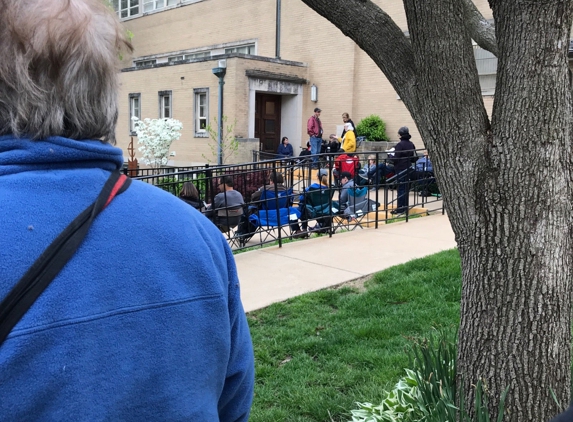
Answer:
0, 1, 254, 420
339, 122, 357, 153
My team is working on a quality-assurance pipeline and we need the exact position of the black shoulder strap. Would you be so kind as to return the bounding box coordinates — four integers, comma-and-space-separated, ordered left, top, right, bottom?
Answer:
0, 171, 131, 346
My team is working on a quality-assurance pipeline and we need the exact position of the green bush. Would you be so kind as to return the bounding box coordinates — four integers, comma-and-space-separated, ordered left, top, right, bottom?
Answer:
356, 115, 389, 142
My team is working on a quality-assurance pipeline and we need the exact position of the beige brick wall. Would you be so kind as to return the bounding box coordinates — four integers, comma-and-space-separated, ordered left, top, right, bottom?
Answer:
116, 0, 496, 164
120, 0, 277, 63
118, 57, 308, 166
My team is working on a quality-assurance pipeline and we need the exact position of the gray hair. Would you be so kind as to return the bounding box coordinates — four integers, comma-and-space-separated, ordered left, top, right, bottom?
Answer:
0, 0, 132, 143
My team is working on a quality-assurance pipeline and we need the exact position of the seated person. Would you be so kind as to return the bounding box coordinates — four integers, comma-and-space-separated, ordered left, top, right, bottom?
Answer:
411, 150, 435, 197
276, 136, 294, 158
296, 141, 312, 164
360, 154, 394, 186
339, 122, 356, 153
179, 181, 203, 211
290, 169, 334, 236
326, 134, 341, 153
251, 171, 288, 208
333, 152, 360, 182
338, 171, 355, 211
205, 175, 244, 229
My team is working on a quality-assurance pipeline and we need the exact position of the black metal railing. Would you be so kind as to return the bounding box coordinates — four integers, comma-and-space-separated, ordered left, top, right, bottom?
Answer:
128, 149, 443, 251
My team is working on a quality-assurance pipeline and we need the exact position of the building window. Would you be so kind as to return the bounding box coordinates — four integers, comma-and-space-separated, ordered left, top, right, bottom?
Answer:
112, 0, 140, 18
134, 59, 157, 67
143, 0, 177, 12
129, 93, 141, 134
474, 45, 497, 95
225, 44, 256, 55
168, 55, 185, 63
194, 88, 209, 137
159, 90, 172, 118
187, 52, 211, 60
168, 52, 211, 62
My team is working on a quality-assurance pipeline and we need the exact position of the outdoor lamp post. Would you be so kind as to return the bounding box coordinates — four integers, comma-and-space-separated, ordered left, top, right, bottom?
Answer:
212, 64, 227, 166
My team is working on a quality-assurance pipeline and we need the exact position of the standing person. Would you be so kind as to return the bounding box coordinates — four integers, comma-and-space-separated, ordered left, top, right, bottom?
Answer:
341, 112, 356, 138
339, 122, 357, 153
391, 126, 416, 214
0, 1, 254, 420
307, 107, 323, 168
277, 136, 294, 158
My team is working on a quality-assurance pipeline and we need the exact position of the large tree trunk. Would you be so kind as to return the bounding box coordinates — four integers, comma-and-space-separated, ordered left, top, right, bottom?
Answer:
455, 1, 573, 419
301, 0, 573, 419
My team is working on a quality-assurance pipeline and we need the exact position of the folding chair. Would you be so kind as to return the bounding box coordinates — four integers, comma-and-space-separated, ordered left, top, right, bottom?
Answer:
249, 188, 301, 243
336, 186, 379, 231
303, 186, 339, 233
215, 205, 245, 248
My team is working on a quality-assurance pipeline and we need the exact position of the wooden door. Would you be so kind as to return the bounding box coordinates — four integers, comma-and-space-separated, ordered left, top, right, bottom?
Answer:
255, 93, 281, 153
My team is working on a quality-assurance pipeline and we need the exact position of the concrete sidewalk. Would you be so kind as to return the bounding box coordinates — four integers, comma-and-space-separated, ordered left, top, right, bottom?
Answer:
234, 213, 457, 312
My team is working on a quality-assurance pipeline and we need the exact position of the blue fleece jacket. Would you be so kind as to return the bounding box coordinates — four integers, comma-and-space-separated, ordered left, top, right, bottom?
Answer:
0, 135, 254, 421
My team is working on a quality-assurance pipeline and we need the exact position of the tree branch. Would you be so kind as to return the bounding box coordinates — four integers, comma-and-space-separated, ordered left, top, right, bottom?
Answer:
461, 0, 498, 56
300, 0, 417, 105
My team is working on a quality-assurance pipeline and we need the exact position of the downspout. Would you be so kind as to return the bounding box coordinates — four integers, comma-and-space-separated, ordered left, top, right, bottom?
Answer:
275, 0, 281, 59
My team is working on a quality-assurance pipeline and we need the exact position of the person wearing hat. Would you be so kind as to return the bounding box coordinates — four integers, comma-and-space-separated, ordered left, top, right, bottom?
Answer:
391, 126, 416, 214
307, 107, 324, 168
339, 122, 356, 153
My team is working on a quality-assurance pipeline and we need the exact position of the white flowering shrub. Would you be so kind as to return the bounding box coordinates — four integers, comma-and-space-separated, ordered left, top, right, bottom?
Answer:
133, 117, 183, 170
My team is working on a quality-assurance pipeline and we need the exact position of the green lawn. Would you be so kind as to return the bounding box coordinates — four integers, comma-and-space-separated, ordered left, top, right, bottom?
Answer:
247, 248, 462, 422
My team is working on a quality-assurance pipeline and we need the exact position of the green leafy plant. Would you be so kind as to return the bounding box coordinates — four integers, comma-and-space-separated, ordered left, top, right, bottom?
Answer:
203, 116, 239, 164
349, 329, 509, 422
356, 115, 389, 142
156, 173, 207, 197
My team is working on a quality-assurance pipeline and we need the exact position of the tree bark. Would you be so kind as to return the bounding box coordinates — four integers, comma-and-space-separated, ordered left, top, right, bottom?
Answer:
301, 0, 573, 420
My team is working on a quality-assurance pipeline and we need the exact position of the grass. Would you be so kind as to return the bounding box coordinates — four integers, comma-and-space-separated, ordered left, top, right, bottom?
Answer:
247, 248, 462, 422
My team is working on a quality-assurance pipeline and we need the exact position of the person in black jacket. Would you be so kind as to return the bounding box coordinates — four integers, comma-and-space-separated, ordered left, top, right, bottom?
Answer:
391, 126, 416, 214
179, 182, 203, 210
341, 112, 356, 138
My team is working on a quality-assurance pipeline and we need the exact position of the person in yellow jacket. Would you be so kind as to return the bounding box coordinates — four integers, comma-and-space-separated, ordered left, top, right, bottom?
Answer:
339, 122, 356, 153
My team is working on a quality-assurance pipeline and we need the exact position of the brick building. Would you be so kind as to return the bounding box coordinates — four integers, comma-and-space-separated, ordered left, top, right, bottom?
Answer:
113, 0, 494, 165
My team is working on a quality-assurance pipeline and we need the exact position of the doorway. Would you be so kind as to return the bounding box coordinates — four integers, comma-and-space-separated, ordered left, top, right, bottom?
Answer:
255, 93, 282, 153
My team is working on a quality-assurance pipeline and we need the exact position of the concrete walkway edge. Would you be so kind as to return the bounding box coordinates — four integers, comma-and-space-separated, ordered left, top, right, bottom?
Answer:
235, 213, 458, 312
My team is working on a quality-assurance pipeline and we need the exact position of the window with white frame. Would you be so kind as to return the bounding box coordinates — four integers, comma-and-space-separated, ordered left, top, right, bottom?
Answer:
129, 93, 141, 134
224, 44, 255, 55
187, 52, 211, 60
473, 43, 497, 96
135, 59, 157, 67
194, 88, 209, 137
167, 52, 211, 63
112, 0, 140, 18
159, 90, 172, 118
143, 0, 177, 13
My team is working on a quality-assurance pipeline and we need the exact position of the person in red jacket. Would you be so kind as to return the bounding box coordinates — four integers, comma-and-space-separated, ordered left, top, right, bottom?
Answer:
307, 107, 323, 168
333, 152, 361, 183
